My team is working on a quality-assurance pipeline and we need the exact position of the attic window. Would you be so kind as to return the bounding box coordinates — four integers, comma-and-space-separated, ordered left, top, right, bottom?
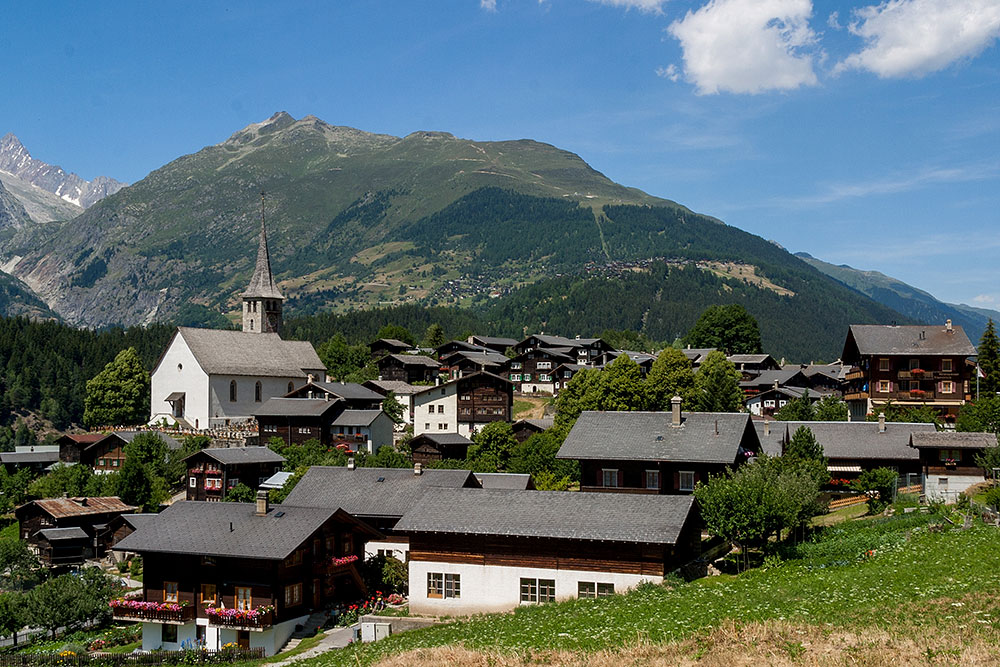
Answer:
377, 477, 385, 483
274, 511, 285, 518
177, 363, 183, 372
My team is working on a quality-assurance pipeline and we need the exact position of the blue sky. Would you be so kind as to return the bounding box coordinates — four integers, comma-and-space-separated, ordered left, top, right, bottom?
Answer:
3, 0, 999, 308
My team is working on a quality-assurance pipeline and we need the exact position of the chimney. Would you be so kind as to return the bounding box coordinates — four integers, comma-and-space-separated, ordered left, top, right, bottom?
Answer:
764, 420, 770, 436
878, 412, 886, 433
307, 373, 315, 383
80, 497, 88, 507
255, 490, 269, 517
715, 419, 719, 436
671, 396, 682, 427
414, 462, 423, 476
946, 319, 953, 333
347, 456, 355, 470
773, 379, 779, 390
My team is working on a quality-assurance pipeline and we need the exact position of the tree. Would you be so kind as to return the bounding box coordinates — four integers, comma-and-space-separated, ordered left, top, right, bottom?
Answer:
317, 334, 374, 382
600, 355, 648, 411
958, 395, 1000, 435
423, 323, 446, 348
123, 432, 168, 478
645, 347, 696, 410
553, 368, 605, 430
468, 422, 519, 472
693, 351, 744, 412
83, 347, 150, 428
382, 393, 405, 424
813, 395, 848, 421
851, 467, 898, 514
786, 425, 822, 461
117, 457, 166, 512
867, 401, 940, 427
508, 430, 578, 482
28, 463, 95, 499
165, 435, 211, 486
683, 304, 763, 355
0, 467, 32, 514
774, 391, 814, 421
24, 570, 117, 638
979, 319, 1000, 396
223, 483, 256, 503
0, 593, 23, 645
375, 325, 415, 347
0, 538, 39, 591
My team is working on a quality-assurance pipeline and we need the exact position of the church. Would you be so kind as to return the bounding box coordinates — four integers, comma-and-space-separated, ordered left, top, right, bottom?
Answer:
149, 216, 326, 429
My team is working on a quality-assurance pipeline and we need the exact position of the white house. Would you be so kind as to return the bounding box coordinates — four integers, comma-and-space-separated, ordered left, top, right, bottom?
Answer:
411, 372, 512, 437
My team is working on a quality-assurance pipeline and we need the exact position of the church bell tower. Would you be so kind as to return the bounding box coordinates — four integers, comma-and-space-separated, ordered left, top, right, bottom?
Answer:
242, 193, 283, 334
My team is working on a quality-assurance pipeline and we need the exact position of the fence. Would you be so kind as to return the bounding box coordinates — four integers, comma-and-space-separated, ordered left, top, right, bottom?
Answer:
828, 494, 868, 510
0, 647, 265, 666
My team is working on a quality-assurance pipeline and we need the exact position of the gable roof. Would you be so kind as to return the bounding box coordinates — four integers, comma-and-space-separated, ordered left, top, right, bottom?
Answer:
779, 421, 936, 461
440, 350, 509, 365
254, 397, 343, 418
395, 488, 695, 545
371, 338, 410, 349
514, 417, 554, 431
39, 527, 89, 541
844, 324, 976, 358
469, 336, 518, 348
410, 433, 474, 447
364, 380, 421, 395
113, 501, 378, 560
381, 354, 440, 368
171, 327, 323, 377
280, 466, 480, 519
309, 381, 384, 402
753, 420, 785, 457
473, 472, 534, 489
119, 513, 160, 532
330, 410, 383, 427
740, 370, 807, 388
910, 431, 997, 450
20, 496, 137, 519
558, 411, 758, 464
117, 431, 183, 450
412, 371, 512, 397
185, 446, 285, 465
0, 450, 61, 465
728, 354, 777, 365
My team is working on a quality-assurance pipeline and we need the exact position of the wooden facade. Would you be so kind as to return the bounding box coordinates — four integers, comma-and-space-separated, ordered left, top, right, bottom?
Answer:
15, 496, 137, 562
185, 452, 283, 502
579, 460, 731, 495
377, 355, 440, 384
507, 349, 573, 392
455, 373, 512, 426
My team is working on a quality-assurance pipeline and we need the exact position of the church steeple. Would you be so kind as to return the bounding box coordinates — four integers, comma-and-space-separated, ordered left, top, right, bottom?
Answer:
242, 192, 283, 334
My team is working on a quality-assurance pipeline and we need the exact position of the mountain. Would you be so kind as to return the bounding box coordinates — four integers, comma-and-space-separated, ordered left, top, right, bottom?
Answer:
0, 112, 909, 359
0, 133, 127, 210
0, 179, 32, 230
0, 170, 83, 223
796, 253, 999, 343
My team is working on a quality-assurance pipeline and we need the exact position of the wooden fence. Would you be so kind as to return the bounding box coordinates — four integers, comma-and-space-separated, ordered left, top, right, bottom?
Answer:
828, 494, 868, 510
0, 647, 265, 666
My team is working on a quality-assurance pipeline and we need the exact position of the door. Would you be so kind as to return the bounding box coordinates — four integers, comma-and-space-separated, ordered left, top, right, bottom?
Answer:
237, 630, 250, 649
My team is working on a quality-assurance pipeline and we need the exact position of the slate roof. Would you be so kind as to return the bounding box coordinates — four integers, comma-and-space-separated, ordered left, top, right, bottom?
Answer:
117, 430, 182, 451
113, 501, 377, 560
749, 386, 838, 401
728, 354, 775, 365
681, 348, 716, 364
0, 451, 60, 464
174, 327, 323, 377
910, 431, 997, 450
330, 410, 383, 427
382, 354, 441, 368
779, 421, 936, 461
395, 488, 695, 545
364, 380, 420, 395
185, 446, 286, 465
558, 411, 757, 464
845, 324, 976, 357
473, 472, 534, 489
39, 527, 89, 541
254, 397, 342, 418
281, 466, 480, 519
260, 471, 295, 489
410, 433, 474, 447
753, 420, 785, 457
470, 336, 518, 348
514, 417, 554, 431
740, 370, 806, 388
242, 219, 283, 299
441, 350, 509, 365
25, 497, 137, 519
311, 382, 384, 402
411, 371, 512, 397
372, 338, 409, 349
119, 513, 159, 531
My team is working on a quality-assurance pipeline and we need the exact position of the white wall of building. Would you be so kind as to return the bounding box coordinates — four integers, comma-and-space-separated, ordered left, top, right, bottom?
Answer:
207, 375, 304, 428
520, 382, 555, 395
141, 616, 305, 656
408, 560, 663, 616
413, 385, 457, 436
150, 336, 210, 428
924, 472, 985, 502
365, 538, 409, 562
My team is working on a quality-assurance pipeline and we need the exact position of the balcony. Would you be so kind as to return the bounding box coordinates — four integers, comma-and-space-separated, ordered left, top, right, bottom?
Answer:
844, 392, 869, 401
110, 600, 195, 625
206, 606, 274, 632
845, 368, 865, 381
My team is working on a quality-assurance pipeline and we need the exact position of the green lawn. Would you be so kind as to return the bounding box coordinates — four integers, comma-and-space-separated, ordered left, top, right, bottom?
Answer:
301, 510, 1000, 666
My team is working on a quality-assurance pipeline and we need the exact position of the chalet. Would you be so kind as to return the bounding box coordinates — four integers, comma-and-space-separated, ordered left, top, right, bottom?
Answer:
552, 363, 587, 393
439, 349, 509, 380
280, 465, 481, 561
412, 372, 513, 437
106, 513, 159, 562
111, 495, 380, 655
507, 348, 575, 394
841, 321, 976, 423
777, 417, 936, 481
15, 496, 137, 565
557, 399, 760, 494
727, 354, 781, 380
595, 350, 657, 375
254, 398, 393, 453
435, 340, 491, 359
795, 362, 849, 392
473, 472, 535, 489
512, 418, 554, 443
369, 338, 411, 359
681, 347, 717, 369
467, 335, 518, 353
376, 354, 441, 384
745, 386, 839, 417
364, 380, 420, 426
184, 447, 285, 501
910, 431, 997, 501
739, 369, 809, 397
0, 445, 59, 474
512, 335, 613, 366
395, 488, 700, 615
409, 433, 475, 465
58, 431, 182, 474
284, 381, 384, 410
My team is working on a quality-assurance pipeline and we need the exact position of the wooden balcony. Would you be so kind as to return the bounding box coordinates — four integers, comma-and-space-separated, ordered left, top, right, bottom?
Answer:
206, 607, 274, 632
844, 392, 869, 401
111, 603, 195, 625
845, 369, 865, 381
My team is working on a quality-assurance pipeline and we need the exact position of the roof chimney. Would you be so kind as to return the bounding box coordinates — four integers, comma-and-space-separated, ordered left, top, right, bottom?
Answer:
671, 396, 682, 427
773, 379, 779, 390
946, 319, 953, 333
414, 462, 423, 476
715, 420, 719, 436
347, 456, 355, 470
878, 412, 886, 433
255, 490, 269, 517
764, 420, 770, 436
307, 373, 315, 383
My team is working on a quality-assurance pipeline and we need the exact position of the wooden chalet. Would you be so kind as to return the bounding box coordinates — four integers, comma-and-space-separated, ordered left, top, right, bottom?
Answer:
254, 398, 393, 453
745, 386, 838, 417
395, 488, 700, 615
727, 354, 781, 380
739, 369, 809, 397
557, 399, 760, 494
376, 354, 440, 384
412, 372, 513, 437
363, 379, 420, 426
0, 446, 60, 474
184, 447, 285, 501
507, 348, 575, 394
368, 338, 410, 359
439, 349, 509, 380
15, 496, 138, 565
595, 350, 657, 375
910, 431, 997, 501
106, 513, 159, 562
552, 363, 587, 394
467, 335, 518, 354
512, 334, 613, 365
435, 340, 491, 359
284, 381, 384, 410
512, 418, 554, 443
112, 494, 380, 655
409, 433, 474, 465
841, 322, 976, 423
57, 431, 181, 473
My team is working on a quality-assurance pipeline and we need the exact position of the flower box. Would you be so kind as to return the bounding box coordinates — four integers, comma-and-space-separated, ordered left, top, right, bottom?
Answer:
110, 599, 194, 624
205, 605, 275, 631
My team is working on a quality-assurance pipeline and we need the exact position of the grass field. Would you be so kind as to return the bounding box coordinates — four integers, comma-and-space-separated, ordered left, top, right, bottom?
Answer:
299, 510, 1000, 666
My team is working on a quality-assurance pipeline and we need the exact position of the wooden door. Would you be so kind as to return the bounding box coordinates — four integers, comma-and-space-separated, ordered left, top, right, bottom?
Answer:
237, 630, 250, 649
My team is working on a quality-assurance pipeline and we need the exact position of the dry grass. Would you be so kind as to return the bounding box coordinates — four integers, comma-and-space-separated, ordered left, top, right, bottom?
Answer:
375, 593, 1000, 667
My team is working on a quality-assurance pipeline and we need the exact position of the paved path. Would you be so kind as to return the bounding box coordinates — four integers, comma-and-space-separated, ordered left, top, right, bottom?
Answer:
270, 626, 357, 666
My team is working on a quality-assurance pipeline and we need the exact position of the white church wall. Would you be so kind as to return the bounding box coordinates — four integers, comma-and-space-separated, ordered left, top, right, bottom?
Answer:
207, 375, 304, 428
150, 335, 210, 429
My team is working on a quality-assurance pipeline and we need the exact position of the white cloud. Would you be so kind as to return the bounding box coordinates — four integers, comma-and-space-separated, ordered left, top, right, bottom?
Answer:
836, 0, 1000, 78
480, 0, 497, 11
589, 0, 666, 13
667, 0, 820, 95
656, 64, 680, 81
974, 294, 997, 304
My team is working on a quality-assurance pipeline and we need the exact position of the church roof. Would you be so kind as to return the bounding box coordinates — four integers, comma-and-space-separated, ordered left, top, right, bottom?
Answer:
242, 217, 284, 300
176, 327, 324, 377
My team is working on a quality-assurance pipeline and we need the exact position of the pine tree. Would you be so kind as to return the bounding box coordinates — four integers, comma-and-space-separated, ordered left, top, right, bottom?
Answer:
979, 319, 1000, 396
786, 425, 823, 460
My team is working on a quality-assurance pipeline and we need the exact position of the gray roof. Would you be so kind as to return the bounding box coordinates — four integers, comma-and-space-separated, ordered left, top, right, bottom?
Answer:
254, 397, 341, 418
441, 350, 508, 365
515, 417, 554, 431
175, 327, 323, 377
910, 431, 997, 450
372, 338, 409, 349
312, 382, 384, 402
330, 410, 382, 427
120, 513, 159, 531
728, 354, 774, 364
558, 411, 757, 464
117, 430, 182, 450
779, 421, 936, 461
411, 433, 474, 446
364, 380, 420, 395
383, 354, 441, 368
412, 371, 512, 396
186, 446, 285, 465
242, 220, 283, 299
753, 420, 786, 457
740, 370, 805, 388
281, 466, 479, 518
473, 473, 533, 489
395, 489, 695, 545
682, 348, 717, 362
38, 527, 89, 541
260, 471, 295, 489
113, 501, 368, 560
0, 451, 60, 464
846, 324, 976, 357
749, 386, 838, 401
471, 336, 518, 347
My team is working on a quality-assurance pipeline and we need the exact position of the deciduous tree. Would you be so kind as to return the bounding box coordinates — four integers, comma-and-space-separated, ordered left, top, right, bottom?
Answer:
684, 304, 763, 355
645, 347, 696, 410
693, 351, 744, 412
83, 347, 149, 428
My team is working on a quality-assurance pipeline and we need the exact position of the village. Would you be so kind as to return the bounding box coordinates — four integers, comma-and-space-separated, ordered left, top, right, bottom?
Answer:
0, 220, 998, 663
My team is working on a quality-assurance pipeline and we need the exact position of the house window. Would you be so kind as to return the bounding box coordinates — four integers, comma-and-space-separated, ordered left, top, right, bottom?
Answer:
255, 381, 262, 403
298, 427, 311, 434
236, 587, 252, 610
509, 374, 521, 382
597, 583, 615, 597
941, 359, 953, 372
539, 374, 550, 382
424, 423, 430, 431
909, 358, 921, 370
940, 381, 955, 394
288, 381, 295, 393
284, 583, 303, 607
438, 423, 447, 430
763, 400, 775, 408
645, 470, 660, 490
537, 361, 552, 370
877, 380, 892, 393
206, 477, 222, 490
579, 582, 615, 598
523, 374, 532, 382
520, 578, 555, 603
162, 624, 178, 643
602, 469, 619, 488
939, 449, 962, 462
909, 380, 920, 391
98, 458, 106, 467
427, 573, 460, 599
679, 471, 695, 492
200, 584, 217, 606
229, 380, 237, 402
511, 362, 522, 370
164, 581, 178, 603
437, 405, 444, 414
878, 358, 890, 371
460, 394, 471, 401
284, 550, 303, 567
189, 477, 196, 488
